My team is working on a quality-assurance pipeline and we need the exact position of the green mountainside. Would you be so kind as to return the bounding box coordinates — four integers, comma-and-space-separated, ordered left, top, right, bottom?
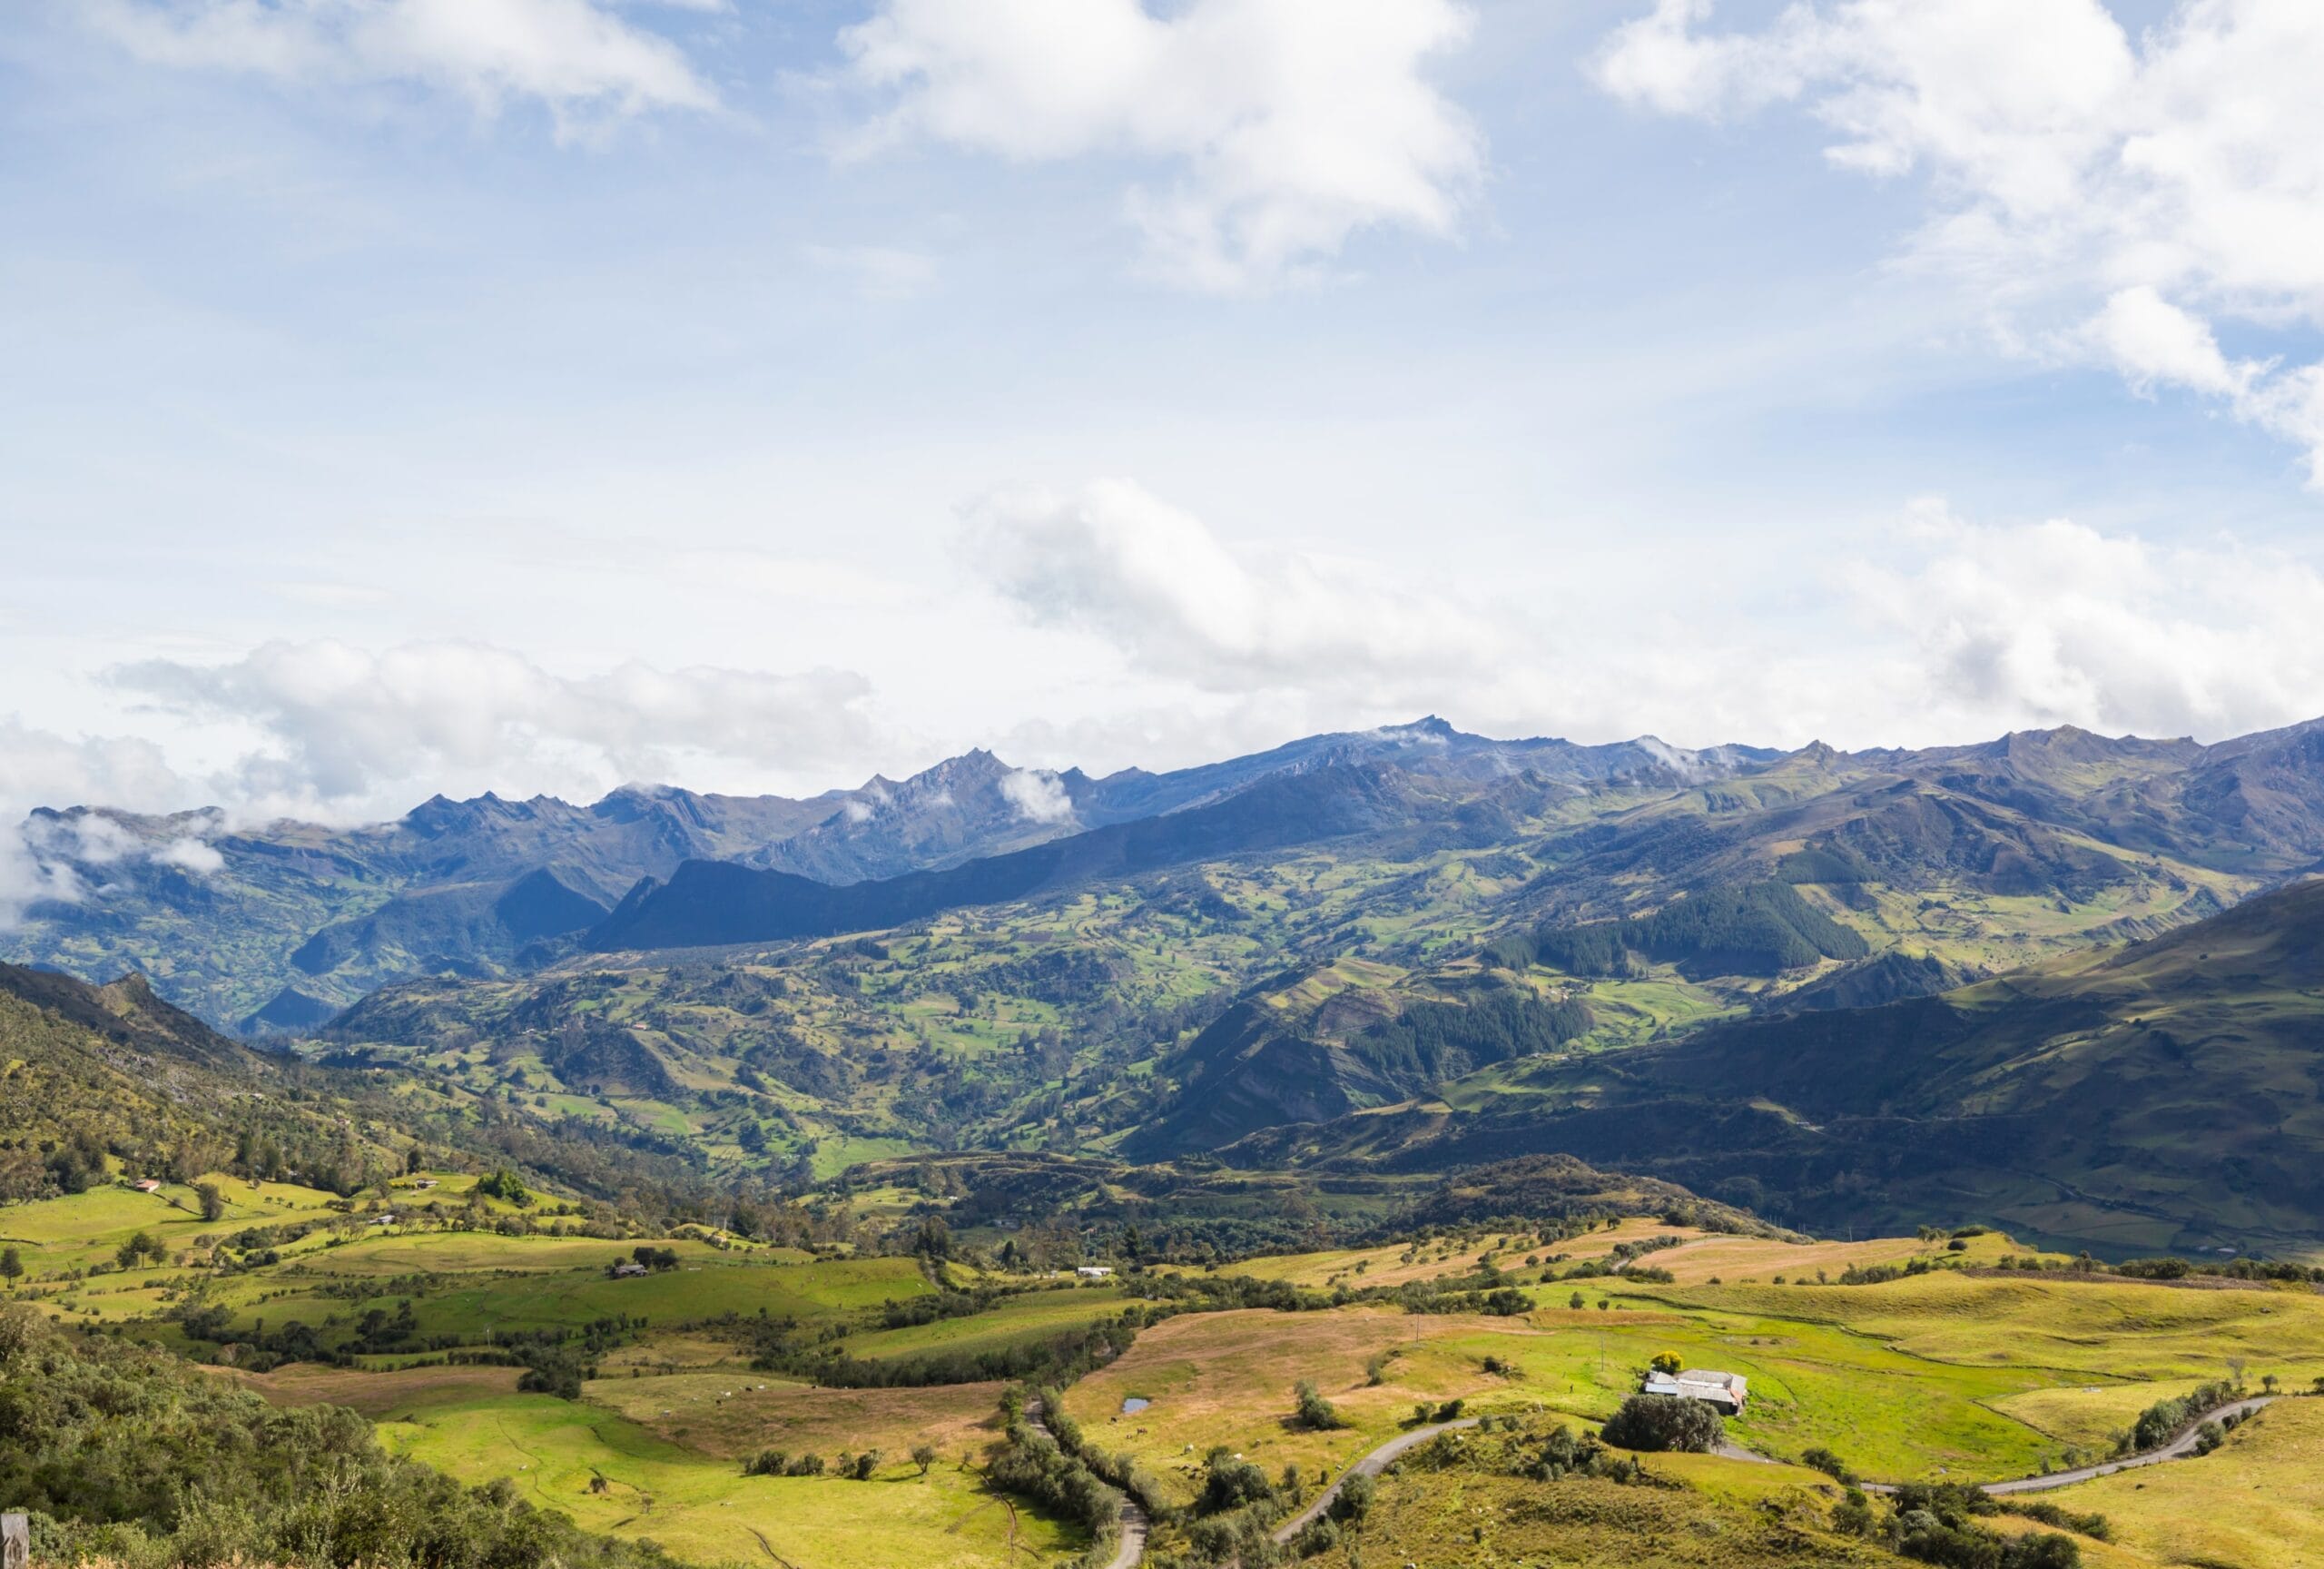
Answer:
1238, 877, 2324, 1258
9, 716, 2324, 1256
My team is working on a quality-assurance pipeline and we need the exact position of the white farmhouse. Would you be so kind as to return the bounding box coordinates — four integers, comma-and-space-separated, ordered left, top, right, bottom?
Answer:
1641, 1368, 1748, 1415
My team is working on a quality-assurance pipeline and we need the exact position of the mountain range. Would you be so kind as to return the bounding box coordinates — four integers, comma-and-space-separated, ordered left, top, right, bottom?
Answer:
11, 712, 2324, 1254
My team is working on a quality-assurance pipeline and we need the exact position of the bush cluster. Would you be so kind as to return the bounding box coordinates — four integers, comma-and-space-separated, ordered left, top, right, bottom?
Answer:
0, 1306, 677, 1569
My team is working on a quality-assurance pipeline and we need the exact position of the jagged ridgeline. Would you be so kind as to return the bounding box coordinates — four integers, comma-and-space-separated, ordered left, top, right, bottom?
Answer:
14, 715, 2324, 1254
1487, 880, 1869, 979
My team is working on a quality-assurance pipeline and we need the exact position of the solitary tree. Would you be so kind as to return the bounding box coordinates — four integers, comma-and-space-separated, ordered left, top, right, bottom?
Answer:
911, 1443, 938, 1476
1600, 1394, 1723, 1454
0, 1246, 22, 1282
1569, 1290, 1586, 1310
1294, 1380, 1347, 1431
195, 1181, 226, 1222
1649, 1351, 1683, 1376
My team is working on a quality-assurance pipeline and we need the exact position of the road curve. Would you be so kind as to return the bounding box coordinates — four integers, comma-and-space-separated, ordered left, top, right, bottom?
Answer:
1862, 1396, 2279, 1498
1271, 1417, 1482, 1544
1026, 1400, 1150, 1569
1983, 1396, 2276, 1495
1039, 1392, 2280, 1563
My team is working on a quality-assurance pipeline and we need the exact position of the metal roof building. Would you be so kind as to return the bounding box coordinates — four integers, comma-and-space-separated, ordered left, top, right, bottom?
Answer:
1641, 1368, 1748, 1414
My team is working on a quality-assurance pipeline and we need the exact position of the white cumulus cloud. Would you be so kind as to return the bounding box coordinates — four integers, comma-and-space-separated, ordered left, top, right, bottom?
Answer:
86, 0, 716, 131
106, 639, 880, 815
1846, 502, 2324, 741
962, 479, 1511, 697
836, 0, 1483, 292
1594, 0, 2324, 480
1000, 767, 1074, 824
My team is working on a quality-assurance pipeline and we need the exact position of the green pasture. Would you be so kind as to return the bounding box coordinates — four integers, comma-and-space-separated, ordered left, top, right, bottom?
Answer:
380, 1385, 1079, 1569
837, 1283, 1128, 1361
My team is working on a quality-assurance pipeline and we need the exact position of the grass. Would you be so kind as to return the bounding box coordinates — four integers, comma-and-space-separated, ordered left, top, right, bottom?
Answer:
584, 1371, 1008, 1463
2038, 1396, 2324, 1569
202, 1247, 932, 1349
1193, 1218, 1701, 1291
0, 1174, 346, 1272
1327, 1453, 1891, 1567
37, 1206, 2324, 1568
837, 1284, 1128, 1360
379, 1386, 1077, 1569
1073, 1254, 2324, 1495
1060, 1306, 1500, 1505
1635, 1271, 2324, 1385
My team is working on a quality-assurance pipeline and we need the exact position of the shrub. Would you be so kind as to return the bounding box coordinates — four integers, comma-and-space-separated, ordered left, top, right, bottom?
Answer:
1800, 1446, 1856, 1483
2128, 1380, 2239, 1452
1599, 1394, 1723, 1454
1329, 1471, 1375, 1525
1293, 1380, 1346, 1431
0, 1306, 679, 1569
1198, 1448, 1276, 1515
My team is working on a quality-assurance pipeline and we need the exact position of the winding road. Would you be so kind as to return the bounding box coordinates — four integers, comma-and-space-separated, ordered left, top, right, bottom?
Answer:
1039, 1393, 2283, 1566
1026, 1400, 1150, 1569
1270, 1417, 1482, 1545
1861, 1396, 2279, 1497
1979, 1395, 2277, 1495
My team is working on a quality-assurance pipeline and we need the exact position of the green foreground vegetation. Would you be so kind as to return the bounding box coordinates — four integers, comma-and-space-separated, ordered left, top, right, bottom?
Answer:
9, 1168, 2324, 1569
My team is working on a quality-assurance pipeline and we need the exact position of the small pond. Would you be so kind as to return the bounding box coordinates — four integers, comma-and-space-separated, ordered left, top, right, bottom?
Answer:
1121, 1396, 1151, 1415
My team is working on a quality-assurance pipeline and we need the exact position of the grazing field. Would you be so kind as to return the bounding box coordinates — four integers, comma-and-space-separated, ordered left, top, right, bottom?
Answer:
1062, 1306, 1505, 1503
839, 1282, 1128, 1361
230, 1359, 526, 1416
0, 1173, 347, 1270
1205, 1217, 1709, 1290
380, 1385, 1075, 1569
1637, 1227, 2035, 1285
23, 1198, 2324, 1569
1341, 1452, 1889, 1568
2042, 1396, 2324, 1569
1988, 1377, 2220, 1452
1635, 1270, 2324, 1385
586, 1372, 1009, 1462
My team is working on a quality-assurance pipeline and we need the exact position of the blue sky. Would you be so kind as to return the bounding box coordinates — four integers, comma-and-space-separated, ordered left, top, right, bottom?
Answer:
5, 0, 2324, 852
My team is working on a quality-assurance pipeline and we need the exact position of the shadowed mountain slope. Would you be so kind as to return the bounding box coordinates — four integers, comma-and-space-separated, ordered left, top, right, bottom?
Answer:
1237, 879, 2324, 1256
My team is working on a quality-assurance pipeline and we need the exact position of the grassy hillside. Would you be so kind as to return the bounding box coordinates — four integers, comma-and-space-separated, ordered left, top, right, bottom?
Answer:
15, 1160, 2324, 1569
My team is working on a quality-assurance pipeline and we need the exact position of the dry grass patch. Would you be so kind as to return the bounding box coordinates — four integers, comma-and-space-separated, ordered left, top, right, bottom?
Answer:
1060, 1307, 1546, 1504
1648, 1229, 2024, 1286
585, 1372, 1009, 1463
592, 1331, 754, 1374
225, 1361, 522, 1418
1213, 1218, 1708, 1291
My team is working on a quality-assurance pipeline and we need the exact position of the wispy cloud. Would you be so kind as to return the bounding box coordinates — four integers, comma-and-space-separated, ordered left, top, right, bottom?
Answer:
86, 0, 717, 133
